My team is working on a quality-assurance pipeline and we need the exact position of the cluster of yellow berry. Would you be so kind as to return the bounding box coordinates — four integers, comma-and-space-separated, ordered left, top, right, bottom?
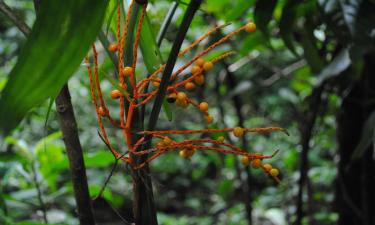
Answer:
87, 0, 283, 184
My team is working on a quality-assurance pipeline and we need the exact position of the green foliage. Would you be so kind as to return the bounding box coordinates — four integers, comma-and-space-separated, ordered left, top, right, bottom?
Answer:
0, 0, 109, 134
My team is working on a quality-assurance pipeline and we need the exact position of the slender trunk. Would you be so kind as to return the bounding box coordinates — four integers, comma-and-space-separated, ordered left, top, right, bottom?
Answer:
56, 85, 96, 225
294, 85, 324, 225
335, 54, 375, 225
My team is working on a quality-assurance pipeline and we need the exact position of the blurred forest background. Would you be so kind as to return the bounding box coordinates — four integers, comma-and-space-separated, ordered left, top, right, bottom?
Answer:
1, 0, 375, 225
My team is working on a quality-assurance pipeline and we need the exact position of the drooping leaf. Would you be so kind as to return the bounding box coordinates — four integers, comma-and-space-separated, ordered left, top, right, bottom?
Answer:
317, 48, 351, 84
351, 110, 375, 161
318, 0, 375, 58
254, 0, 277, 38
139, 13, 173, 121
279, 0, 299, 56
0, 0, 109, 134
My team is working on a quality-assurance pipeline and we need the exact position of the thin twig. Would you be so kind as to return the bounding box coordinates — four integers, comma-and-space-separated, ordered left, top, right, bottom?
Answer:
0, 1, 31, 35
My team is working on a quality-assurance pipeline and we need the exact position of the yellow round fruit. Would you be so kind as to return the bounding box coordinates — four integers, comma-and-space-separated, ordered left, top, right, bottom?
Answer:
194, 75, 205, 85
217, 136, 225, 143
270, 168, 279, 177
251, 159, 262, 168
195, 58, 205, 67
108, 43, 118, 52
203, 61, 214, 72
185, 82, 196, 91
177, 92, 187, 101
110, 89, 122, 99
205, 115, 214, 124
245, 22, 256, 32
263, 164, 273, 173
233, 127, 244, 138
240, 156, 250, 166
122, 66, 134, 77
199, 102, 209, 111
191, 65, 201, 74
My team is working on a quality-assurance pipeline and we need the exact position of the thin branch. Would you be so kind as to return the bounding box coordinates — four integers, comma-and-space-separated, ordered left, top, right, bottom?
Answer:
156, 2, 179, 47
0, 0, 31, 35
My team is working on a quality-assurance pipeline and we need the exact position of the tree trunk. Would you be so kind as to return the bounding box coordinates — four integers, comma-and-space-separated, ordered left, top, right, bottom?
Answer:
335, 54, 375, 225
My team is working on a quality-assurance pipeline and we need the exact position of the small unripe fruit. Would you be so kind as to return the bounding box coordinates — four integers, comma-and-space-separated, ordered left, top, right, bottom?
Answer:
251, 159, 262, 168
123, 66, 134, 77
205, 115, 214, 124
203, 61, 214, 72
98, 106, 106, 117
110, 89, 122, 99
179, 149, 190, 158
199, 102, 209, 111
119, 82, 127, 90
217, 136, 225, 143
191, 65, 201, 74
108, 43, 118, 52
233, 127, 244, 137
263, 164, 273, 173
167, 93, 177, 103
176, 99, 189, 108
185, 82, 196, 91
240, 156, 250, 166
195, 58, 205, 67
245, 22, 256, 33
270, 168, 279, 177
163, 137, 172, 145
177, 92, 187, 101
194, 75, 205, 85
152, 78, 161, 87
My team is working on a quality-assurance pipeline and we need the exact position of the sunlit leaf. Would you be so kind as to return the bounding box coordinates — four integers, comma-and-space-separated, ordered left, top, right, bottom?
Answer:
0, 0, 109, 134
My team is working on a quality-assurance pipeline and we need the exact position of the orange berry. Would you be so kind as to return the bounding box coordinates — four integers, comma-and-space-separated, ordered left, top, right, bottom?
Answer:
195, 58, 205, 67
123, 66, 133, 77
163, 137, 173, 145
270, 168, 279, 177
98, 107, 106, 117
194, 75, 205, 85
110, 89, 122, 99
119, 82, 127, 90
263, 164, 273, 173
108, 43, 118, 52
245, 22, 256, 33
184, 82, 196, 91
240, 156, 250, 166
176, 99, 189, 108
153, 78, 161, 87
205, 115, 214, 124
251, 159, 262, 168
176, 92, 187, 101
203, 61, 213, 72
191, 65, 201, 74
199, 102, 209, 111
217, 136, 225, 143
233, 127, 244, 138
179, 149, 190, 158
167, 93, 177, 103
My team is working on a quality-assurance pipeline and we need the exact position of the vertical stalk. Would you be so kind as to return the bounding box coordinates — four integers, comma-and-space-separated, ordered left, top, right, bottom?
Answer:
55, 85, 96, 225
133, 1, 202, 224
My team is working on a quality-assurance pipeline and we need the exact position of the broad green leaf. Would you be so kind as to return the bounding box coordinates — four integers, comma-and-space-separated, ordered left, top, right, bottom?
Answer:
139, 13, 173, 121
0, 0, 109, 134
351, 110, 375, 161
318, 0, 375, 58
254, 0, 277, 38
279, 0, 299, 56
317, 48, 351, 84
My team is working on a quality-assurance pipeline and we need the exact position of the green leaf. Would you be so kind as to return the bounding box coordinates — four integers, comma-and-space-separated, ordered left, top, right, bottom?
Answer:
0, 0, 109, 134
139, 13, 173, 121
279, 0, 299, 56
317, 48, 351, 84
351, 110, 375, 161
254, 0, 277, 38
